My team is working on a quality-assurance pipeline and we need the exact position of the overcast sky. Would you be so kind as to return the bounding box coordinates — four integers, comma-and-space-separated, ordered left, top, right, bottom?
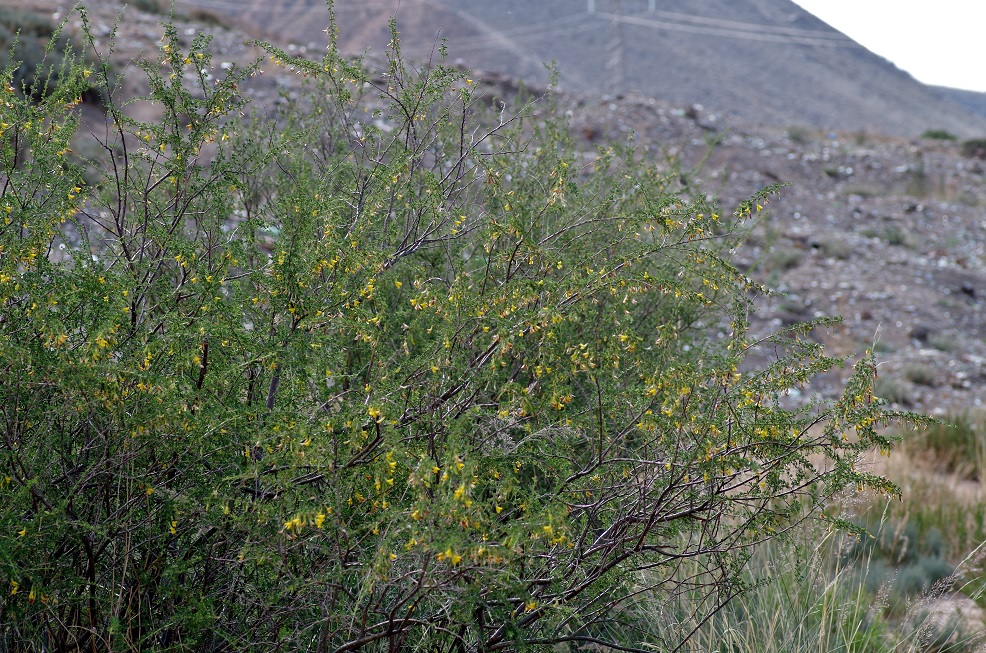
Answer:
790, 1, 986, 92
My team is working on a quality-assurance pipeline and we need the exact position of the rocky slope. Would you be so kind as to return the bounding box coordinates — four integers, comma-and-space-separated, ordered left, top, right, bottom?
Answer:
562, 92, 986, 415
169, 0, 986, 139
11, 0, 986, 416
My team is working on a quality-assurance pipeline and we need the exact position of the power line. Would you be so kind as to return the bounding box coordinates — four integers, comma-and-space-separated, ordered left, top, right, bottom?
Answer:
642, 8, 856, 41
400, 14, 592, 54
594, 11, 861, 47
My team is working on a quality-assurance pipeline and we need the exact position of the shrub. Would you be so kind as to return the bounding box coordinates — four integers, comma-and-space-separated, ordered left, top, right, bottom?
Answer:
0, 7, 111, 108
905, 363, 937, 387
908, 413, 986, 480
813, 236, 853, 260
132, 0, 165, 13
185, 8, 226, 27
0, 10, 919, 652
960, 138, 986, 159
922, 129, 957, 141
786, 125, 812, 145
840, 511, 956, 611
875, 376, 912, 406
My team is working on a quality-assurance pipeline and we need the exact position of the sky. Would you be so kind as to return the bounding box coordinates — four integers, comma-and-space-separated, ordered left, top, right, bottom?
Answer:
791, 1, 986, 92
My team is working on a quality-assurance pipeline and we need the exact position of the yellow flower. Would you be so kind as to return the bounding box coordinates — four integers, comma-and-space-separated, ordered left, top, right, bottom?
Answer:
441, 547, 463, 565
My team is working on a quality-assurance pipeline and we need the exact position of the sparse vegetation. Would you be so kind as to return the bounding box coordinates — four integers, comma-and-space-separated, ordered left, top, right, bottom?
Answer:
841, 512, 955, 606
184, 7, 227, 26
922, 129, 958, 141
0, 7, 110, 107
787, 124, 813, 145
863, 225, 910, 247
768, 245, 804, 271
905, 156, 931, 197
961, 138, 986, 159
906, 413, 986, 481
132, 0, 165, 13
873, 339, 894, 354
814, 236, 853, 260
883, 224, 909, 246
875, 376, 912, 406
905, 363, 938, 387
928, 332, 956, 352
630, 517, 983, 653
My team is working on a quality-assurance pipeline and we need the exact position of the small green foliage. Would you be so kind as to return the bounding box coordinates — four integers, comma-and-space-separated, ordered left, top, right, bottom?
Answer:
132, 0, 165, 13
864, 224, 910, 247
837, 512, 958, 618
0, 7, 111, 107
875, 376, 911, 406
814, 236, 853, 260
928, 332, 955, 352
184, 8, 226, 26
922, 129, 957, 141
908, 413, 986, 480
905, 362, 937, 387
960, 138, 986, 159
786, 124, 812, 145
767, 246, 803, 271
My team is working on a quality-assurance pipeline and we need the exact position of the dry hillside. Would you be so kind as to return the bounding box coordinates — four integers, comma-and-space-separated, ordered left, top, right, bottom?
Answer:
9, 0, 986, 416
170, 0, 986, 138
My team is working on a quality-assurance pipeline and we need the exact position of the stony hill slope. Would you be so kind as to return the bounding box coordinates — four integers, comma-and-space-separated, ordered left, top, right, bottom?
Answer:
10, 0, 986, 414
174, 0, 986, 138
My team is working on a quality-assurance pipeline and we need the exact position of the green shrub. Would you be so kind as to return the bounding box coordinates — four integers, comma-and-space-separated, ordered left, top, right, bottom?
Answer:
814, 236, 853, 260
961, 138, 986, 159
905, 362, 937, 387
0, 7, 111, 108
840, 511, 956, 611
922, 129, 957, 141
185, 8, 227, 27
786, 125, 812, 145
908, 413, 986, 480
132, 0, 165, 13
0, 10, 919, 652
875, 376, 912, 406
767, 246, 803, 271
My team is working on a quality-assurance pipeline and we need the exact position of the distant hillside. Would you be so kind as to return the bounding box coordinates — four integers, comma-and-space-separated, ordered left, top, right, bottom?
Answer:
935, 86, 986, 125
174, 0, 986, 138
